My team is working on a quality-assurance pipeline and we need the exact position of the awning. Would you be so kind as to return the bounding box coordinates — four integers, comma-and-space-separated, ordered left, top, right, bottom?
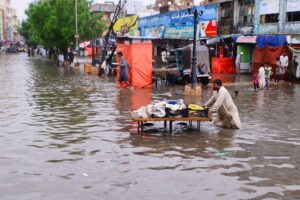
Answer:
206, 37, 220, 45
236, 36, 257, 44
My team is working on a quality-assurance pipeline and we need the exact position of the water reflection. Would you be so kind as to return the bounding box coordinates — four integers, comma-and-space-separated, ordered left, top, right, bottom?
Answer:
1, 54, 300, 199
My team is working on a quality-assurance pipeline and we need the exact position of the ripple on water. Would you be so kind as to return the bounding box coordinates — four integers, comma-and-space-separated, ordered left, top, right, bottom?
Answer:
1, 54, 300, 199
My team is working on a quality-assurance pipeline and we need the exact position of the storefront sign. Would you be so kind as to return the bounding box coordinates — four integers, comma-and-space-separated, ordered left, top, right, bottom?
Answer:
200, 20, 217, 37
164, 25, 194, 39
113, 16, 138, 36
260, 0, 279, 15
139, 4, 217, 39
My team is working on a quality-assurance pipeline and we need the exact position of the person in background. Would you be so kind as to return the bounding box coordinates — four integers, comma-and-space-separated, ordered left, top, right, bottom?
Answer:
68, 49, 74, 65
161, 48, 167, 64
275, 57, 281, 83
58, 53, 64, 66
252, 70, 259, 91
289, 56, 298, 84
117, 51, 133, 88
258, 64, 266, 89
280, 52, 289, 79
204, 79, 241, 129
235, 53, 241, 74
264, 62, 273, 89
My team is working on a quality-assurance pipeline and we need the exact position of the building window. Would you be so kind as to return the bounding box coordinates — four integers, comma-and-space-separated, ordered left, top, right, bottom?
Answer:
260, 14, 279, 23
219, 2, 233, 26
239, 0, 254, 25
287, 11, 300, 22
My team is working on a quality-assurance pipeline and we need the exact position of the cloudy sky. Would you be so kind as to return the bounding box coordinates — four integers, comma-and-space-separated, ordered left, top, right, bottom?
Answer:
11, 0, 202, 20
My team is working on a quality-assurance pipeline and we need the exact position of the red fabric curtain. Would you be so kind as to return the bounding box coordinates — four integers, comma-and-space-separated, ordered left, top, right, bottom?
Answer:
212, 57, 236, 74
252, 46, 289, 78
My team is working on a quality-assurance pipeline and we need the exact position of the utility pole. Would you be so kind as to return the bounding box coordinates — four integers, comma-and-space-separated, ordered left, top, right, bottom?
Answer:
188, 7, 203, 89
191, 9, 198, 89
75, 0, 79, 65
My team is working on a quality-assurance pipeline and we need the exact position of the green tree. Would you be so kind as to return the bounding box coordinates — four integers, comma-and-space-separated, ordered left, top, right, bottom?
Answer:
19, 0, 106, 54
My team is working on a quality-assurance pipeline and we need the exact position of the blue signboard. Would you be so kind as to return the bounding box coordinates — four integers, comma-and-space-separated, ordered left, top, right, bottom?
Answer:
139, 4, 217, 39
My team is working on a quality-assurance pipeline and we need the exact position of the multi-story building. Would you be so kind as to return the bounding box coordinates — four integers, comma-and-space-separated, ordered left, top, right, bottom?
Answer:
6, 5, 13, 41
90, 1, 118, 20
155, 0, 194, 13
203, 0, 300, 35
11, 8, 19, 42
255, 0, 300, 34
0, 0, 8, 42
0, 8, 4, 41
0, 0, 20, 46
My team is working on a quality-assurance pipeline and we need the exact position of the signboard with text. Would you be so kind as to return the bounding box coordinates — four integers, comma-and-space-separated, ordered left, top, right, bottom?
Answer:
139, 4, 217, 39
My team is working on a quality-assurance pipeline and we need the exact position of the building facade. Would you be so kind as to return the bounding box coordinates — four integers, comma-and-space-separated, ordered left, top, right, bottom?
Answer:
203, 0, 300, 35
0, 0, 20, 46
155, 0, 194, 13
254, 0, 300, 34
90, 1, 118, 22
0, 8, 4, 41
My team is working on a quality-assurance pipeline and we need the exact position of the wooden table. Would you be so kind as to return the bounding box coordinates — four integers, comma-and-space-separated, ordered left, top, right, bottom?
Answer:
132, 116, 212, 134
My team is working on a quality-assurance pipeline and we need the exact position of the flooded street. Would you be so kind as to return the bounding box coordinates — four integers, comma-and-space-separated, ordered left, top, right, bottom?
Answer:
1, 53, 300, 200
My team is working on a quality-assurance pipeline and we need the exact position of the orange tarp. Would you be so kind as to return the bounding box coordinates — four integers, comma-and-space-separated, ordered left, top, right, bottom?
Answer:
116, 42, 153, 88
212, 57, 236, 74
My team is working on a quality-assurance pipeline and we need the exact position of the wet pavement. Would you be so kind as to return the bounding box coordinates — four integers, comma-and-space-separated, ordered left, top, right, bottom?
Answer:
0, 53, 300, 200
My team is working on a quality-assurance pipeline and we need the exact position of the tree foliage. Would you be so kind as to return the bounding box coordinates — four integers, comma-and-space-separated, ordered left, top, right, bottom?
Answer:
19, 0, 106, 52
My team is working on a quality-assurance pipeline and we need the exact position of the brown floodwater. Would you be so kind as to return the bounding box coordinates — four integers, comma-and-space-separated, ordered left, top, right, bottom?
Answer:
0, 53, 300, 200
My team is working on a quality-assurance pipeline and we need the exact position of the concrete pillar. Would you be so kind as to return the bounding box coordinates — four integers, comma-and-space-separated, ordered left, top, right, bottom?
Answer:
278, 0, 287, 33
233, 0, 239, 33
253, 0, 261, 34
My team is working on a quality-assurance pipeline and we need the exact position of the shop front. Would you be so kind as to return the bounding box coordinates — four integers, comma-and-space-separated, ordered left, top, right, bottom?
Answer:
236, 36, 257, 73
211, 36, 236, 74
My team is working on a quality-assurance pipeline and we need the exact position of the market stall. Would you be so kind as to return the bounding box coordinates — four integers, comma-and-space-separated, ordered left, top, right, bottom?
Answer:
236, 36, 256, 73
131, 100, 211, 134
253, 35, 289, 77
211, 36, 236, 74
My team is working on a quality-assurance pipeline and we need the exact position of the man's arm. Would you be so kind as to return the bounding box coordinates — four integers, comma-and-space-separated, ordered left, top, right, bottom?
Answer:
204, 93, 216, 108
210, 90, 226, 113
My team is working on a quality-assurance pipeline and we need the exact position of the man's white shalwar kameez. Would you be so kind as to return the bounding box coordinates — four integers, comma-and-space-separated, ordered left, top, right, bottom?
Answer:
204, 86, 241, 129
258, 66, 265, 89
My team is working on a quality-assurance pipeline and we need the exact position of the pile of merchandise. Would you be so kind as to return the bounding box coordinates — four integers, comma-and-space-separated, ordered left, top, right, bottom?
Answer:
131, 100, 208, 118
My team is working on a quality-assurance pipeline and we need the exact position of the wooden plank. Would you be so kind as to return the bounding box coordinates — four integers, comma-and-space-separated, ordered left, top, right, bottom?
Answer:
132, 117, 212, 122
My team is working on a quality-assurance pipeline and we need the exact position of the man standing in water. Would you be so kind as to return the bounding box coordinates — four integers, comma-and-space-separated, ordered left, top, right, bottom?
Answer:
280, 52, 289, 79
117, 51, 133, 88
204, 79, 241, 129
289, 56, 298, 84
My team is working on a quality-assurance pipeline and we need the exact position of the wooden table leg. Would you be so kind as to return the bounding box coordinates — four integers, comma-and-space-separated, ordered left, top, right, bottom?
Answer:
199, 121, 201, 131
189, 121, 192, 128
197, 121, 201, 131
164, 121, 167, 132
141, 121, 144, 134
169, 121, 173, 133
137, 122, 140, 134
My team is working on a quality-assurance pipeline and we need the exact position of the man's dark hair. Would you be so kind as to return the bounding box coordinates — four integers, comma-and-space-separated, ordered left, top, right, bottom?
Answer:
213, 79, 222, 86
117, 51, 123, 56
